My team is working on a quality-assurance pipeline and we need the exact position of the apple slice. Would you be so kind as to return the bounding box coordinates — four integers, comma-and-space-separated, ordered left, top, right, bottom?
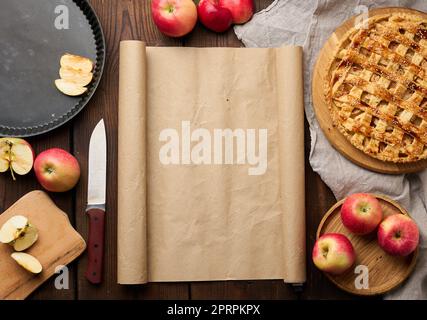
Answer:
13, 224, 39, 251
11, 252, 43, 274
60, 53, 93, 73
0, 221, 20, 244
10, 143, 35, 175
55, 79, 88, 96
0, 142, 9, 173
59, 67, 93, 87
9, 215, 28, 230
0, 215, 29, 244
0, 138, 34, 180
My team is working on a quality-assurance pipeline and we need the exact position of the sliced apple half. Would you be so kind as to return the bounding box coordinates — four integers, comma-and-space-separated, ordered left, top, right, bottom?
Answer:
60, 67, 93, 87
0, 138, 34, 180
11, 252, 43, 274
55, 79, 88, 96
0, 215, 29, 244
13, 224, 39, 251
0, 221, 19, 244
60, 53, 93, 73
0, 142, 9, 173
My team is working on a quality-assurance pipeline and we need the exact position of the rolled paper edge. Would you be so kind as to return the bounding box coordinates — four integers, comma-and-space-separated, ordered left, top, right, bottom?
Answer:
277, 46, 307, 283
117, 40, 148, 284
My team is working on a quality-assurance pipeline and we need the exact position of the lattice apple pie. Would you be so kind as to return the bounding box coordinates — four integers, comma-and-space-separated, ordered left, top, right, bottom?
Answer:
326, 13, 427, 162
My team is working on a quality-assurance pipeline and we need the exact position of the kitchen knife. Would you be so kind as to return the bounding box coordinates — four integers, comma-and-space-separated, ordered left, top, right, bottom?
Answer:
85, 119, 107, 284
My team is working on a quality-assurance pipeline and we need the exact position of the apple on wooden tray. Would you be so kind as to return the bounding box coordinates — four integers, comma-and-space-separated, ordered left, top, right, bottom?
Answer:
340, 193, 419, 256
312, 233, 356, 275
341, 193, 383, 235
378, 214, 419, 257
313, 193, 420, 296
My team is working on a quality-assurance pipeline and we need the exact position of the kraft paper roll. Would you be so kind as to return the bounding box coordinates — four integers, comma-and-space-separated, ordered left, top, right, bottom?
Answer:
117, 43, 306, 284
117, 41, 147, 284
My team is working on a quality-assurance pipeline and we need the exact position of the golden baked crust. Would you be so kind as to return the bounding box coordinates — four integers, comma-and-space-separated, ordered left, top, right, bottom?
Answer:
326, 12, 427, 163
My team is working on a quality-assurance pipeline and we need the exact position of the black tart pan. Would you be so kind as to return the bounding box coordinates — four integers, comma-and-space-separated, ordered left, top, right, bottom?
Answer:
0, 0, 105, 137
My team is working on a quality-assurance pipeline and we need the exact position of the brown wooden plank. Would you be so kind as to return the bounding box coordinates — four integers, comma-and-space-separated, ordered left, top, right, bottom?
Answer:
73, 0, 189, 299
0, 124, 76, 300
183, 19, 243, 48
190, 281, 297, 300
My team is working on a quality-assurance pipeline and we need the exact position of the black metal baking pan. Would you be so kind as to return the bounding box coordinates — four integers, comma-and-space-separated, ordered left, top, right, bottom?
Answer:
0, 0, 105, 137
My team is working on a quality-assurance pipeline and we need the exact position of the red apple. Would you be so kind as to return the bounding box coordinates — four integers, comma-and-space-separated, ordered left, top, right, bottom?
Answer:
0, 138, 34, 180
219, 0, 254, 24
151, 0, 198, 37
312, 233, 356, 275
341, 193, 383, 235
34, 148, 80, 192
378, 214, 419, 256
197, 0, 233, 33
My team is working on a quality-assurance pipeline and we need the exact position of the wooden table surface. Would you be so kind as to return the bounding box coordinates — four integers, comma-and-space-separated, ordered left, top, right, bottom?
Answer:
0, 0, 364, 300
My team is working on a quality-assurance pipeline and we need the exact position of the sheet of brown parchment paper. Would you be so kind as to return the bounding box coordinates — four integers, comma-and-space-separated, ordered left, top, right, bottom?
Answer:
118, 41, 305, 284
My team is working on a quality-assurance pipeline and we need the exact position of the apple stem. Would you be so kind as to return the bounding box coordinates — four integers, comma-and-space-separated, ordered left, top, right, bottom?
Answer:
9, 164, 16, 181
166, 4, 174, 13
6, 141, 16, 181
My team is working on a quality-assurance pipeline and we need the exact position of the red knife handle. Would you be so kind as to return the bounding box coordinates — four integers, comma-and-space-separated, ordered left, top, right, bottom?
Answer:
85, 208, 105, 284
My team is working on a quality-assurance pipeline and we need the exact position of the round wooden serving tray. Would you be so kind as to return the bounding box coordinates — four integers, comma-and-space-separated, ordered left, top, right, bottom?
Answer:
316, 194, 418, 296
312, 7, 427, 174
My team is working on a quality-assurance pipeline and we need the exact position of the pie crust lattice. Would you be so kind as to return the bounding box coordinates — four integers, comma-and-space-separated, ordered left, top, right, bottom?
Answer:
327, 13, 427, 163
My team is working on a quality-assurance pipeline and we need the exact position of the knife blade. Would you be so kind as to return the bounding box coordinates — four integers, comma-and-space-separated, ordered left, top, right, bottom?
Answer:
85, 119, 107, 284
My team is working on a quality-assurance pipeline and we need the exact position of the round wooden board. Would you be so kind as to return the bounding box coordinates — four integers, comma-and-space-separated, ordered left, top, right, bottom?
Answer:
316, 194, 418, 296
312, 7, 427, 174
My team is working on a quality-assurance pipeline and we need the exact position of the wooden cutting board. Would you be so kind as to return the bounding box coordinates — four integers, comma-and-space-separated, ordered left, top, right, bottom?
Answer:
312, 7, 427, 174
0, 191, 86, 300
